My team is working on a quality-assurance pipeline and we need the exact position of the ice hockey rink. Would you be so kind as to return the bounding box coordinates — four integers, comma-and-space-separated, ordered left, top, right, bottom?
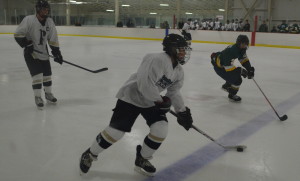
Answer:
1, 34, 300, 181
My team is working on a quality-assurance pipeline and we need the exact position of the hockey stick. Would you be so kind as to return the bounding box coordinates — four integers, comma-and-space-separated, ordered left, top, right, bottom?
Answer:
169, 110, 247, 152
33, 49, 108, 73
252, 78, 288, 121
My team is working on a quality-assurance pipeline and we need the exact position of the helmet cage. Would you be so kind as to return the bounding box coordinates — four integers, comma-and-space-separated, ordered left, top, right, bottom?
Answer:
236, 35, 249, 49
176, 46, 192, 65
163, 34, 192, 65
36, 0, 50, 18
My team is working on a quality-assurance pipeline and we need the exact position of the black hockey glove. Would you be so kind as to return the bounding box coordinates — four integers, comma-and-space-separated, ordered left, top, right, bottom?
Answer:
247, 67, 255, 79
177, 107, 193, 131
240, 68, 248, 78
24, 42, 34, 56
51, 47, 63, 65
154, 96, 172, 115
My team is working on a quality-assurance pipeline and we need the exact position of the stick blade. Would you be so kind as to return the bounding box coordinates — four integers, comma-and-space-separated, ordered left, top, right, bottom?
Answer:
280, 115, 288, 121
93, 67, 108, 73
224, 145, 247, 151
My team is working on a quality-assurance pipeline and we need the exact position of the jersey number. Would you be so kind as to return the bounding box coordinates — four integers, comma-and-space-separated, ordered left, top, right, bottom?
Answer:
38, 29, 46, 45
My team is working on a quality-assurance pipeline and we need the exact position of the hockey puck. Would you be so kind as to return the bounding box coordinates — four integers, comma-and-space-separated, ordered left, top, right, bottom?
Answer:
236, 147, 244, 152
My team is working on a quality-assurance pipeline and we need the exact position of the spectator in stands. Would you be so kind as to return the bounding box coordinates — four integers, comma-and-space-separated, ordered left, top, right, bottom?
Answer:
193, 20, 199, 30
288, 23, 300, 34
214, 18, 221, 30
160, 21, 170, 29
116, 21, 123, 27
243, 19, 250, 31
149, 23, 156, 28
208, 19, 214, 30
225, 20, 233, 31
258, 20, 268, 32
271, 26, 277, 32
178, 20, 184, 29
126, 19, 135, 28
238, 18, 244, 31
233, 19, 239, 31
219, 23, 224, 31
277, 20, 288, 33
200, 19, 208, 30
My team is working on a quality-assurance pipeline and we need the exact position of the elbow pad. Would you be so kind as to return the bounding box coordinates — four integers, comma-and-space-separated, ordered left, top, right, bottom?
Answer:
15, 37, 31, 48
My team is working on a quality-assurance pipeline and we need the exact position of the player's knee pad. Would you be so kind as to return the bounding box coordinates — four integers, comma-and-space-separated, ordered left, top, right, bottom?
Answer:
149, 121, 168, 141
95, 126, 125, 149
101, 126, 125, 144
43, 76, 52, 86
229, 85, 240, 95
143, 121, 168, 151
32, 73, 43, 89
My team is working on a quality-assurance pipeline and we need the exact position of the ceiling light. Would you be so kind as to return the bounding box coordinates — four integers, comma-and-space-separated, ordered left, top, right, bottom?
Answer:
185, 12, 193, 14
106, 9, 114, 12
160, 4, 169, 6
122, 4, 130, 7
150, 12, 157, 14
218, 9, 225, 11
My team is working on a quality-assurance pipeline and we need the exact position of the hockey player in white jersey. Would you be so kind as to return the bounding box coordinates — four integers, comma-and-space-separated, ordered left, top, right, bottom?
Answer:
79, 34, 193, 176
181, 18, 192, 46
14, 0, 63, 109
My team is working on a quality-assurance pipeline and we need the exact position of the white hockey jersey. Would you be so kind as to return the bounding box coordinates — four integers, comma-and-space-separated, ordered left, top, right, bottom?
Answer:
116, 52, 186, 112
15, 15, 59, 60
182, 23, 191, 33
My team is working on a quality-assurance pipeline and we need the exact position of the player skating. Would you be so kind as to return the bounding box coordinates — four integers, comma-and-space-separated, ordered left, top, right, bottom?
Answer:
79, 34, 193, 176
181, 18, 192, 46
14, 0, 63, 109
211, 35, 255, 102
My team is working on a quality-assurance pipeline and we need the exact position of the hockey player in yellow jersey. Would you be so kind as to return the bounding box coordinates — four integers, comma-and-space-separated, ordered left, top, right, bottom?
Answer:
211, 35, 255, 102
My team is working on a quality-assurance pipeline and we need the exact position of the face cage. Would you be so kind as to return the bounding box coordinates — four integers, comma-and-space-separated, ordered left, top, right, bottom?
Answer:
241, 43, 249, 50
36, 7, 51, 18
176, 46, 192, 65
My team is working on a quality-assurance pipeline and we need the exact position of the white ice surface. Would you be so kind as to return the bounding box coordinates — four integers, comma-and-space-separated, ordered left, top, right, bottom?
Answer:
1, 34, 300, 181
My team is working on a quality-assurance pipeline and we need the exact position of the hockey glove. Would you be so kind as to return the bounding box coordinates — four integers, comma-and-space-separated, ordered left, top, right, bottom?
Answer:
154, 96, 172, 115
177, 107, 193, 131
24, 42, 34, 56
51, 47, 63, 65
247, 67, 255, 79
240, 67, 248, 78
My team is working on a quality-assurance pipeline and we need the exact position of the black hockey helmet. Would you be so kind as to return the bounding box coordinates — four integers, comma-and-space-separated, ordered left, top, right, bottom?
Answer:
236, 35, 249, 46
163, 34, 191, 65
36, 0, 50, 13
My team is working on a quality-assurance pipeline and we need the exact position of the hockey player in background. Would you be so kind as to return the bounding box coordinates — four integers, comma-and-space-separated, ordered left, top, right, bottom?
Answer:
210, 35, 255, 102
181, 18, 192, 46
14, 0, 63, 109
79, 34, 193, 176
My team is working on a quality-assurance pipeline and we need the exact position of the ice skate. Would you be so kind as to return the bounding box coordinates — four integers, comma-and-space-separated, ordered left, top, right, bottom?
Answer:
228, 94, 242, 102
134, 145, 156, 177
35, 96, 44, 109
45, 93, 57, 103
79, 148, 98, 175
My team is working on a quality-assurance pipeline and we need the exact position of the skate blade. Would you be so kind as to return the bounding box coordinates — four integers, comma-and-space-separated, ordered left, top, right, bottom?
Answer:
229, 99, 241, 103
134, 166, 154, 177
36, 106, 44, 110
46, 100, 57, 104
79, 170, 86, 176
